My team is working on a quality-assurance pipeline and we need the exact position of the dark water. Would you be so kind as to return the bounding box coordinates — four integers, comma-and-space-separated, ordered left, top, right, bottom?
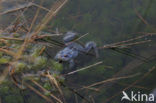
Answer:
0, 0, 156, 103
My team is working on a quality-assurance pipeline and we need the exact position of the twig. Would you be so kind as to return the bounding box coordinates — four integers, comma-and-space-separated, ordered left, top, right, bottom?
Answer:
32, 3, 50, 12
99, 39, 151, 49
0, 2, 33, 15
116, 82, 150, 90
89, 96, 95, 103
110, 33, 152, 46
0, 48, 16, 57
99, 33, 154, 49
135, 32, 156, 35
116, 40, 151, 48
80, 87, 99, 92
134, 5, 149, 25
0, 37, 23, 41
0, 2, 50, 15
39, 46, 46, 55
32, 33, 63, 39
76, 33, 89, 41
65, 61, 103, 76
28, 0, 44, 33
0, 33, 62, 42
0, 39, 9, 45
79, 73, 140, 90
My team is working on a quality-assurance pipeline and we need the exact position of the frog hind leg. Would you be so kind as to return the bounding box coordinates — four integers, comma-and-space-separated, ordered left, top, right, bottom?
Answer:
84, 41, 99, 58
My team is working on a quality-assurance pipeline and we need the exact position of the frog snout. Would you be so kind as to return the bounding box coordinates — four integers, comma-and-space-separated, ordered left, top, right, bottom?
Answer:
59, 60, 63, 63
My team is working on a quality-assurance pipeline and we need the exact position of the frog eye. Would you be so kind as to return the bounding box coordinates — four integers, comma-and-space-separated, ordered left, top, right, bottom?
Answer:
64, 55, 68, 57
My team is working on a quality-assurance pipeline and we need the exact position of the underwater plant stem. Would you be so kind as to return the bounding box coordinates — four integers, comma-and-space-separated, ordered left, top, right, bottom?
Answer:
28, 1, 42, 33
24, 82, 54, 103
16, 0, 68, 60
45, 72, 65, 103
61, 83, 91, 103
74, 94, 79, 103
31, 80, 63, 103
0, 66, 9, 84
104, 66, 156, 103
33, 0, 68, 36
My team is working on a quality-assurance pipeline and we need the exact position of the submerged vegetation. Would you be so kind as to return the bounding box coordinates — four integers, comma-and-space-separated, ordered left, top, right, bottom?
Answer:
0, 0, 156, 103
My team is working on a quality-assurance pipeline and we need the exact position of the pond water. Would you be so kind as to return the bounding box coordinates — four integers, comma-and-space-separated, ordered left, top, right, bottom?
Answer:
0, 0, 156, 103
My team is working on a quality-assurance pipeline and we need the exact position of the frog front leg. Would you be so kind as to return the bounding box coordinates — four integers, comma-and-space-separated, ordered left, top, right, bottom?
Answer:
69, 59, 75, 69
